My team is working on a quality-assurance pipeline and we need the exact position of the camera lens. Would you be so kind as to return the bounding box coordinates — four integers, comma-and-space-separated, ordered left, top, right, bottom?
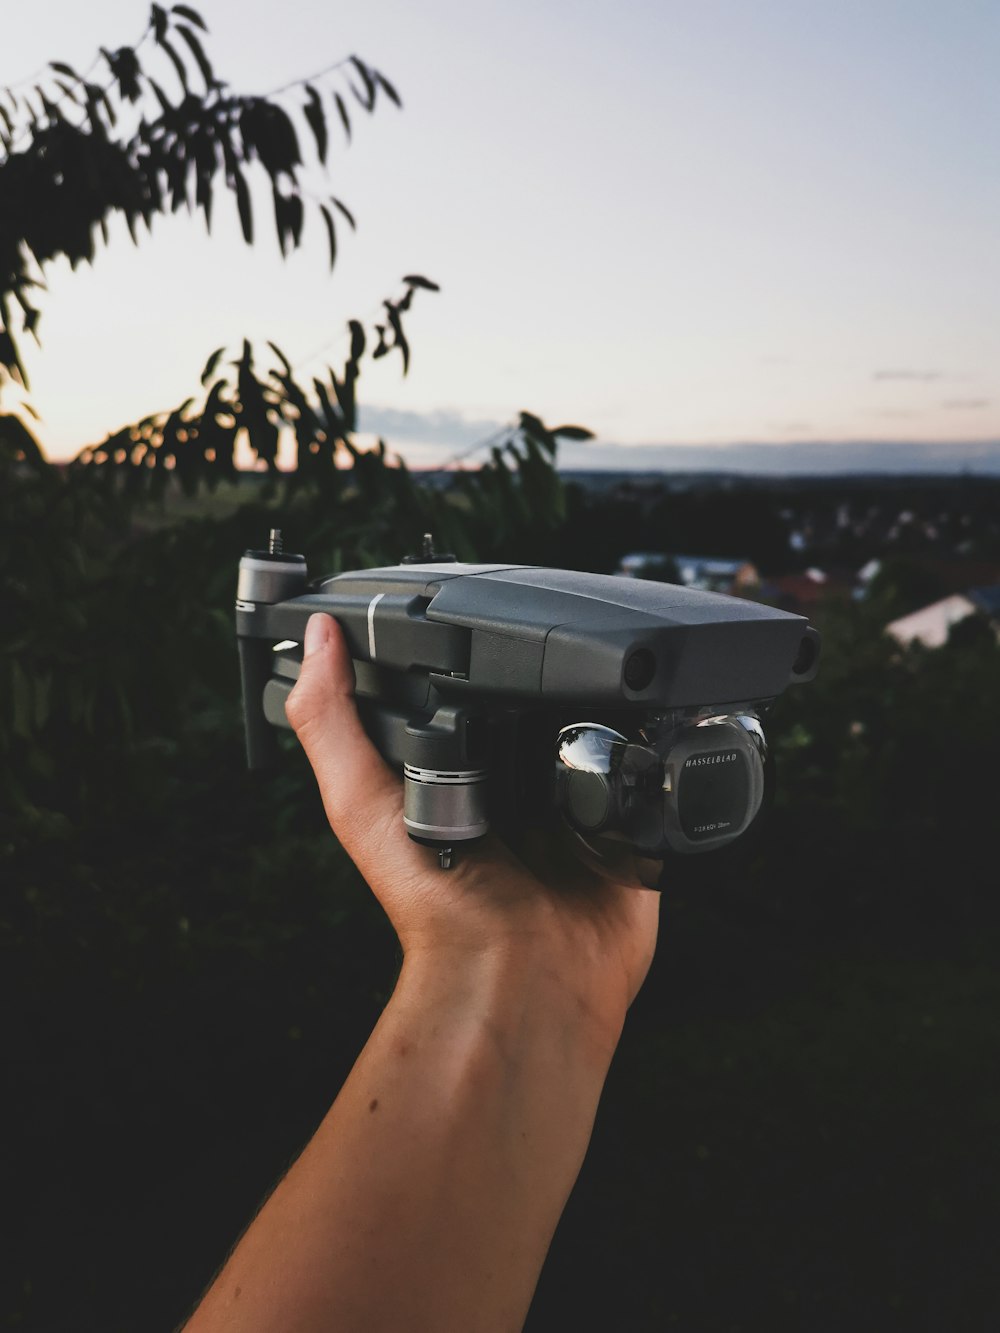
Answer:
566, 770, 611, 830
792, 635, 818, 676
624, 648, 656, 691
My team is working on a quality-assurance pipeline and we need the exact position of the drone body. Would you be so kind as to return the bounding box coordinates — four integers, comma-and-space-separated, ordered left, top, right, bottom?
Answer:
236, 534, 819, 867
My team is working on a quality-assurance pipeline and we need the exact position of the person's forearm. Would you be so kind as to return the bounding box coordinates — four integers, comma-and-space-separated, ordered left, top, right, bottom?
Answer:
185, 945, 624, 1333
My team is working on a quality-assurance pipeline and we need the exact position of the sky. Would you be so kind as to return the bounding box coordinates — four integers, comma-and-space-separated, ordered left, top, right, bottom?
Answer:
3, 0, 998, 469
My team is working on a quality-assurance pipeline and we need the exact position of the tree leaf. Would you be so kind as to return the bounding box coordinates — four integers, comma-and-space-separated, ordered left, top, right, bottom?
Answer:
158, 35, 189, 94
287, 192, 304, 248
50, 61, 82, 80
303, 85, 327, 164
384, 301, 409, 375
375, 71, 402, 107
241, 99, 301, 175
348, 57, 376, 110
234, 166, 252, 242
319, 203, 336, 271
333, 91, 351, 142
53, 79, 82, 104
84, 81, 116, 128
249, 412, 279, 468
402, 274, 441, 291
313, 377, 344, 437
553, 424, 594, 441
271, 186, 303, 255
519, 411, 557, 456
151, 3, 170, 42
105, 46, 142, 102
267, 341, 292, 376
172, 3, 209, 31
200, 345, 225, 385
147, 78, 172, 113
176, 24, 214, 89
348, 319, 365, 362
328, 367, 354, 432
272, 185, 289, 255
37, 88, 62, 123
331, 196, 355, 230
0, 299, 28, 386
192, 127, 217, 228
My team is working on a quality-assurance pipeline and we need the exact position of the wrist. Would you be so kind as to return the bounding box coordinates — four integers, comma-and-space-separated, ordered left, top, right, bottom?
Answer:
394, 937, 628, 1074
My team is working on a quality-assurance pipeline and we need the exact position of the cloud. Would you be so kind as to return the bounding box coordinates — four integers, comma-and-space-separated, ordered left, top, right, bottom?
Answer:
549, 439, 1000, 476
358, 405, 506, 447
872, 370, 945, 382
353, 405, 1000, 476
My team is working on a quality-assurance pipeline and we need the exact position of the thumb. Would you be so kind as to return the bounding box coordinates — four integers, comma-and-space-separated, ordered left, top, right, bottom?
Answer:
285, 613, 402, 855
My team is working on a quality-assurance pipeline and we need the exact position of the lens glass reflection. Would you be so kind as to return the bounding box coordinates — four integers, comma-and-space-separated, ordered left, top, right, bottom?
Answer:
555, 710, 769, 856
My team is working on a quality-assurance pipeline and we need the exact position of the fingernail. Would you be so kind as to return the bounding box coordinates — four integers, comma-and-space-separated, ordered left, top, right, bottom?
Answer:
304, 613, 332, 657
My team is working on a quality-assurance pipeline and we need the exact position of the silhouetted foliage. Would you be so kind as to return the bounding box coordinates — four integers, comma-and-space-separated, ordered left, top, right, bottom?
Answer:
72, 277, 441, 495
6, 454, 1000, 1330
0, 3, 398, 392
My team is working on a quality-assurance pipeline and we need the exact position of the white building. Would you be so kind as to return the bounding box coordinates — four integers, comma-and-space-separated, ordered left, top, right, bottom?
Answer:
886, 589, 1000, 648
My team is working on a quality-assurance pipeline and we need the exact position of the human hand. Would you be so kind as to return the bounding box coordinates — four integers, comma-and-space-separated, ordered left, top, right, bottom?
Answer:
285, 613, 661, 1051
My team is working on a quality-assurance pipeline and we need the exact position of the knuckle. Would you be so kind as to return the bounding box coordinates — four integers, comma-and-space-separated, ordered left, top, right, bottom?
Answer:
284, 675, 331, 736
283, 680, 310, 733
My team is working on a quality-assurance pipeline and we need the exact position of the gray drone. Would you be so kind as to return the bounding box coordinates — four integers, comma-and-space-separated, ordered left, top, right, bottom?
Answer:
237, 532, 819, 871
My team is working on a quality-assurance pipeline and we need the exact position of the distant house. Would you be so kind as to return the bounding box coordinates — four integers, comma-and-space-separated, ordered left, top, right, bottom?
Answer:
886, 586, 1000, 648
765, 568, 830, 613
616, 552, 759, 594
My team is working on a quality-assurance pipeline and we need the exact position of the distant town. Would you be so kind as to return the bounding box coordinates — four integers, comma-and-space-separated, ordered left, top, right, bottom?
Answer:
419, 467, 1000, 647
